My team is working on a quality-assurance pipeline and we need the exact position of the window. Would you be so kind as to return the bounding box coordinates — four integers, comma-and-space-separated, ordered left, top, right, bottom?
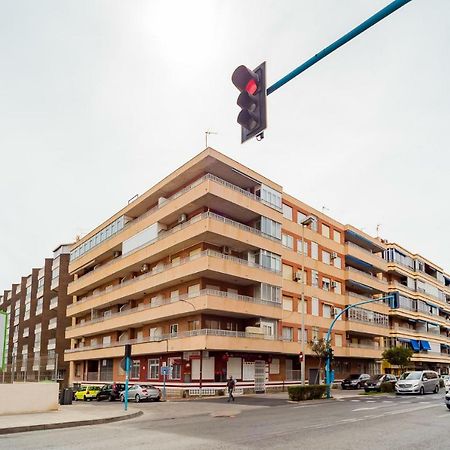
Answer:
312, 297, 319, 316
48, 317, 57, 330
258, 283, 281, 303
283, 296, 293, 311
260, 217, 282, 240
269, 358, 280, 374
188, 284, 200, 297
310, 217, 318, 232
334, 307, 342, 320
282, 234, 294, 249
282, 204, 293, 220
188, 320, 200, 331
50, 297, 58, 309
23, 327, 29, 338
312, 326, 320, 341
335, 334, 343, 347
311, 242, 318, 260
323, 304, 331, 319
297, 239, 308, 256
75, 363, 82, 377
322, 224, 330, 239
102, 336, 111, 345
148, 359, 160, 379
205, 319, 220, 329
170, 324, 178, 336
282, 264, 293, 281
258, 250, 281, 272
322, 278, 331, 291
36, 297, 43, 315
297, 328, 308, 344
47, 338, 56, 349
322, 251, 331, 265
259, 184, 282, 210
131, 360, 140, 379
333, 230, 341, 243
333, 281, 342, 294
312, 270, 319, 287
282, 327, 293, 341
189, 248, 201, 259
333, 256, 342, 269
170, 363, 181, 380
170, 290, 179, 300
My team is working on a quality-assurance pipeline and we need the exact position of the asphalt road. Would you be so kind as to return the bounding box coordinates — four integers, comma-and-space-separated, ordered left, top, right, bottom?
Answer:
1, 392, 449, 449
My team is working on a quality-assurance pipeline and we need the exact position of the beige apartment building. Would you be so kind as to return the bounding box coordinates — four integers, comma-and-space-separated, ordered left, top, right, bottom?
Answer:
64, 148, 449, 392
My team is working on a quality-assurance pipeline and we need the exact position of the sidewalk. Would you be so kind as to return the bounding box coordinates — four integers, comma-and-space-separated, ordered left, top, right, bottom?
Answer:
0, 403, 142, 435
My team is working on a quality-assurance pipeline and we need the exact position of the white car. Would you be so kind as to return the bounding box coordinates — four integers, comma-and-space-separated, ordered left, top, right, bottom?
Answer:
120, 384, 161, 403
441, 375, 450, 392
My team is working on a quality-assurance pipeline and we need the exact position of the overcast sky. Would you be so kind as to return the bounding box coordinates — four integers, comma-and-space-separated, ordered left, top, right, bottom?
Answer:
1, 0, 449, 289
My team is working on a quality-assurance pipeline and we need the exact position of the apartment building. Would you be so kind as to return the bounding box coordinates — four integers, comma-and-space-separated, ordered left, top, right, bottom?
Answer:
384, 243, 450, 373
65, 148, 395, 391
0, 244, 73, 385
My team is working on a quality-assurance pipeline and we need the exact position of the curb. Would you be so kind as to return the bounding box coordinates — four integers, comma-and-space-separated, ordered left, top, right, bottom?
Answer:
0, 410, 143, 435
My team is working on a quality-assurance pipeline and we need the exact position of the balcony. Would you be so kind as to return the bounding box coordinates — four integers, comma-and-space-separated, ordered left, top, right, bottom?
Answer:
70, 173, 282, 268
345, 242, 387, 272
66, 289, 282, 339
67, 249, 282, 316
345, 267, 388, 293
69, 211, 282, 296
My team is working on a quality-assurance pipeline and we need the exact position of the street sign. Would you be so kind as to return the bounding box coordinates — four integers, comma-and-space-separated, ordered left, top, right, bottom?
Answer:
160, 366, 171, 376
0, 311, 7, 371
120, 357, 127, 372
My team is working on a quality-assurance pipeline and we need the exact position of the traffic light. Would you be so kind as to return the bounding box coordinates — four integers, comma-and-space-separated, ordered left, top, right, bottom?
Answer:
327, 347, 334, 361
231, 62, 267, 143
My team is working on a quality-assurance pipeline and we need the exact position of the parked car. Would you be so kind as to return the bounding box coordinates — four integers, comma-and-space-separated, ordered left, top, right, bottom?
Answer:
395, 371, 440, 395
74, 385, 101, 401
95, 383, 126, 401
440, 375, 450, 392
120, 384, 161, 403
364, 374, 397, 392
445, 391, 450, 410
341, 374, 371, 390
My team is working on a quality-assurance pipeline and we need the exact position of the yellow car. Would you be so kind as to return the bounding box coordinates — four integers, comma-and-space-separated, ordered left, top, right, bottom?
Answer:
74, 385, 101, 401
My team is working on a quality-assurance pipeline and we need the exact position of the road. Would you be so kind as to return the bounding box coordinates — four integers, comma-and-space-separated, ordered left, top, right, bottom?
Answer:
1, 392, 449, 449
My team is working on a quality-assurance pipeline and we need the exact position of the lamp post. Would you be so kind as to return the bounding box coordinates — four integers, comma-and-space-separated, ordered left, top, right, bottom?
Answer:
299, 215, 316, 385
324, 294, 394, 398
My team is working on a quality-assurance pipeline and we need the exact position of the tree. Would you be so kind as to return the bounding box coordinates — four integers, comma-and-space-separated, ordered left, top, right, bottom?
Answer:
309, 338, 331, 384
382, 346, 413, 372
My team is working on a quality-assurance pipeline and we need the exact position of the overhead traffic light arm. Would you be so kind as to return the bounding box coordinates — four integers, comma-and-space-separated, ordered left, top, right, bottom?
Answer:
266, 0, 412, 95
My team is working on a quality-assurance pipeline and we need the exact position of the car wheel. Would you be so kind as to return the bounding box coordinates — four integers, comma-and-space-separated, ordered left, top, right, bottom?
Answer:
96, 395, 101, 401
447, 405, 450, 410
153, 396, 161, 402
356, 383, 361, 390
109, 395, 115, 402
135, 394, 140, 403
420, 387, 425, 395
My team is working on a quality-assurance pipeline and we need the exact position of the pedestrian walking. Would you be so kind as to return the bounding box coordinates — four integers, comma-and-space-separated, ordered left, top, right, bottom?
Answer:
227, 376, 236, 402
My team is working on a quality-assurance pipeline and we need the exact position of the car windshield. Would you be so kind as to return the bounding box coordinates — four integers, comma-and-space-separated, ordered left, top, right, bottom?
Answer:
349, 374, 360, 380
371, 375, 383, 381
400, 372, 422, 380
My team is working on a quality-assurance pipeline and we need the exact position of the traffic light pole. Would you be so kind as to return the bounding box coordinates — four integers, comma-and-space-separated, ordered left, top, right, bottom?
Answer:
324, 295, 394, 399
266, 0, 412, 96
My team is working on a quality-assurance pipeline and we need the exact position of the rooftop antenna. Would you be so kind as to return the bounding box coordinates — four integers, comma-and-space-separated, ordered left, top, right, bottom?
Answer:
205, 130, 218, 148
376, 224, 382, 238
322, 206, 330, 214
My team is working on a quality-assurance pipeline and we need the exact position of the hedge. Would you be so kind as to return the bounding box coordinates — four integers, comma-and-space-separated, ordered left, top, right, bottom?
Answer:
380, 382, 395, 393
288, 385, 327, 401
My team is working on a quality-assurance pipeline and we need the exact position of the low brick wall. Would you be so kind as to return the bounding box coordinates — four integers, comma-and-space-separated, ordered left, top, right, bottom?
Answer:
0, 382, 59, 415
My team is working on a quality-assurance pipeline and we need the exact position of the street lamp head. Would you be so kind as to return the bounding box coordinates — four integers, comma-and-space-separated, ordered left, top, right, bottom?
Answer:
301, 216, 316, 226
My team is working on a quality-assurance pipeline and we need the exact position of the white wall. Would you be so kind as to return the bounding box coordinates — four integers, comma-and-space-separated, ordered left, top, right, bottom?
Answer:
0, 382, 59, 415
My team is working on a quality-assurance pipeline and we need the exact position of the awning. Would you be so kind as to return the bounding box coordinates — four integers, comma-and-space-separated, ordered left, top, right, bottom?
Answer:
410, 340, 420, 351
427, 322, 439, 327
398, 338, 411, 343
345, 230, 385, 252
420, 341, 431, 351
345, 255, 374, 271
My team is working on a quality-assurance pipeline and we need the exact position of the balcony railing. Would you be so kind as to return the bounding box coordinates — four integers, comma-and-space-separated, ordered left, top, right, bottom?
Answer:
347, 342, 380, 350
346, 241, 384, 259
66, 328, 281, 354
391, 325, 441, 337
346, 267, 388, 285
69, 249, 281, 310
73, 211, 280, 286
70, 173, 282, 263
67, 288, 281, 330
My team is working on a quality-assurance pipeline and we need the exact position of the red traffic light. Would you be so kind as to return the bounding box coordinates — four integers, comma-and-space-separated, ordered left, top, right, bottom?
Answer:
299, 352, 304, 362
232, 65, 260, 94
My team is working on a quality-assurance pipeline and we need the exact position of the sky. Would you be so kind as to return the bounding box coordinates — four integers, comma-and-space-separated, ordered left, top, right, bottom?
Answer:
0, 0, 449, 289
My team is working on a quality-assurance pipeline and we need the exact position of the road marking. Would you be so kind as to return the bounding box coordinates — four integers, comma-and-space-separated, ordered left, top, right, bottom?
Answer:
350, 399, 360, 402
437, 413, 450, 418
382, 401, 393, 403
292, 404, 321, 409
366, 400, 376, 403
352, 407, 378, 411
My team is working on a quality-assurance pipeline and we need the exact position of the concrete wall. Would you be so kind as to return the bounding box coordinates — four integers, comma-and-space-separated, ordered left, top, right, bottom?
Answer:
0, 382, 59, 415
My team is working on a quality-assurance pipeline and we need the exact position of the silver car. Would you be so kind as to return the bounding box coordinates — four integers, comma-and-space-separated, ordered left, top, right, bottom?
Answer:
395, 371, 440, 395
120, 384, 161, 403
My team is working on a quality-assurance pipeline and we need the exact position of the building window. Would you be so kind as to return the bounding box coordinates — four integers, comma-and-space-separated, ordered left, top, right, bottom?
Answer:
322, 224, 330, 239
48, 318, 57, 330
282, 327, 293, 341
335, 334, 343, 347
322, 278, 331, 291
333, 256, 342, 269
188, 320, 200, 331
282, 234, 294, 249
333, 281, 342, 294
297, 328, 308, 343
297, 239, 308, 256
205, 319, 220, 329
322, 251, 331, 265
258, 250, 281, 272
102, 336, 111, 345
148, 359, 160, 379
333, 230, 341, 243
260, 217, 282, 240
170, 324, 178, 336
282, 264, 293, 281
23, 327, 29, 338
36, 297, 43, 315
131, 360, 140, 379
283, 296, 293, 311
50, 297, 58, 309
312, 270, 319, 287
75, 363, 82, 377
312, 297, 319, 316
323, 304, 331, 318
311, 242, 318, 260
282, 204, 293, 220
312, 326, 320, 342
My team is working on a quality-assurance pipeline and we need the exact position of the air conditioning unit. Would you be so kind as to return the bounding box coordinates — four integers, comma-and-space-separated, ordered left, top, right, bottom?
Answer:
222, 246, 231, 255
331, 252, 338, 260
294, 271, 303, 282
113, 251, 122, 258
158, 197, 167, 207
178, 213, 188, 224
141, 263, 149, 273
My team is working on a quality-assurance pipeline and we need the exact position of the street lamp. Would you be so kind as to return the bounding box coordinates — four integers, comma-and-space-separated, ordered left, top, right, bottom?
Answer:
299, 215, 316, 386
